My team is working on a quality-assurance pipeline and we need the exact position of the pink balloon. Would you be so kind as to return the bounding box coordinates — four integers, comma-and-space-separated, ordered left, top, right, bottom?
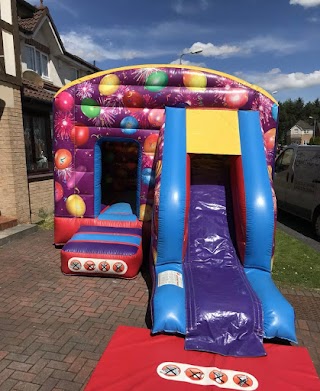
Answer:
55, 91, 74, 112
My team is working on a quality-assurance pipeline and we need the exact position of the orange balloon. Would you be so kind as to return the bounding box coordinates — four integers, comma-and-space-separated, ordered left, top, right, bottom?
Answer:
144, 134, 158, 154
55, 149, 72, 170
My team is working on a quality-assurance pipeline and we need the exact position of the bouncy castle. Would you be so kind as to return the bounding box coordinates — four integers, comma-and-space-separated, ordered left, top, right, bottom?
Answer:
53, 65, 296, 357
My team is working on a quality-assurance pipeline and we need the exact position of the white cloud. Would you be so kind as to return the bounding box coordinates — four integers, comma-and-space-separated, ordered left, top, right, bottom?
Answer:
61, 31, 176, 62
184, 36, 299, 59
307, 16, 320, 22
290, 0, 320, 7
187, 42, 241, 58
235, 68, 320, 92
172, 0, 209, 15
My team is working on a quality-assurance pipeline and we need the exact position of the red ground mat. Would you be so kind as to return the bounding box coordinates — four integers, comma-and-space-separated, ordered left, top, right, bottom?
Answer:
85, 326, 319, 391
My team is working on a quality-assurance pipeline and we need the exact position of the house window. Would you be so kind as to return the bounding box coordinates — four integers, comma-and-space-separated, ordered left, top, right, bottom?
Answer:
23, 113, 53, 174
71, 67, 80, 80
25, 45, 49, 78
0, 0, 13, 24
2, 29, 16, 76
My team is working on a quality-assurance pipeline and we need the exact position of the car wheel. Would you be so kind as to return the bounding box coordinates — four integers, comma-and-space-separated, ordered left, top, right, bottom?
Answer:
313, 210, 320, 240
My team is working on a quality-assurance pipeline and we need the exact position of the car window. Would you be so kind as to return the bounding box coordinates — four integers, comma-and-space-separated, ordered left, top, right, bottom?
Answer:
294, 148, 320, 183
275, 148, 294, 173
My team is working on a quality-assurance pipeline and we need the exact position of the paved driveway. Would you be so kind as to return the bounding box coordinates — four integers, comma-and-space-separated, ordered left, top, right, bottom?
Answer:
0, 230, 319, 390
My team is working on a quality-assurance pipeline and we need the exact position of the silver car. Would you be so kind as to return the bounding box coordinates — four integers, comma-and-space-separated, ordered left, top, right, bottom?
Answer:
274, 144, 320, 239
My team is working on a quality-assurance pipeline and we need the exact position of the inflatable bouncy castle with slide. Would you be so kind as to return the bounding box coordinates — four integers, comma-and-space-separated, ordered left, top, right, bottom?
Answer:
53, 65, 296, 357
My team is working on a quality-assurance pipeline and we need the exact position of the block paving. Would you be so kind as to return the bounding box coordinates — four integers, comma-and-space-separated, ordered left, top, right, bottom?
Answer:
0, 229, 319, 390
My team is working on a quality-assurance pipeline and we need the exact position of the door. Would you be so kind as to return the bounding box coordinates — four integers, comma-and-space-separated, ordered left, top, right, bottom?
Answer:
274, 148, 295, 211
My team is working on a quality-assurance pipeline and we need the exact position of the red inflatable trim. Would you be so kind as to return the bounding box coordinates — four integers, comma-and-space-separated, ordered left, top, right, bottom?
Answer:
230, 156, 246, 264
61, 246, 143, 279
85, 326, 320, 391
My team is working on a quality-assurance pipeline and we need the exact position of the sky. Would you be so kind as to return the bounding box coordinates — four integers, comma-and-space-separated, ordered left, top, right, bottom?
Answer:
31, 0, 320, 103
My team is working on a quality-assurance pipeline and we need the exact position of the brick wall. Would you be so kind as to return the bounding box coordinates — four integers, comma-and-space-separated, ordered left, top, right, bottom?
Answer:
29, 179, 54, 223
0, 86, 30, 223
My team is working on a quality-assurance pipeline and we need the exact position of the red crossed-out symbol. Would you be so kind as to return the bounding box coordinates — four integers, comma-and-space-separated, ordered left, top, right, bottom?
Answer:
233, 374, 253, 387
113, 262, 125, 273
185, 368, 204, 381
161, 365, 181, 377
209, 370, 228, 384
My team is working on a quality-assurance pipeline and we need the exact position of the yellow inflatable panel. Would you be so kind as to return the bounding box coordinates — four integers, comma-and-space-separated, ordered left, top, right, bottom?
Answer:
186, 109, 241, 155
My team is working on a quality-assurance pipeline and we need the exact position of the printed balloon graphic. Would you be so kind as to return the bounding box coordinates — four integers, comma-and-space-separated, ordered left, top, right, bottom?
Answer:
152, 245, 157, 264
144, 133, 158, 155
183, 71, 207, 91
99, 74, 120, 96
54, 182, 64, 202
120, 116, 139, 134
225, 89, 249, 109
145, 71, 168, 92
155, 160, 162, 179
81, 98, 101, 118
148, 109, 165, 127
123, 90, 143, 107
55, 91, 74, 112
54, 149, 72, 170
70, 125, 90, 146
66, 166, 87, 190
66, 194, 86, 217
272, 103, 279, 121
264, 128, 276, 150
142, 167, 155, 187
140, 203, 152, 221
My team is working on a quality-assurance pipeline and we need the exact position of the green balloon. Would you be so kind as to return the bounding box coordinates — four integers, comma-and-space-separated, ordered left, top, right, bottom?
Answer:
145, 71, 168, 92
81, 98, 101, 118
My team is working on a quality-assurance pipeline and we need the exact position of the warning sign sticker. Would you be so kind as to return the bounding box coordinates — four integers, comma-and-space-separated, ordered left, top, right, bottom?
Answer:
158, 271, 183, 288
157, 362, 258, 390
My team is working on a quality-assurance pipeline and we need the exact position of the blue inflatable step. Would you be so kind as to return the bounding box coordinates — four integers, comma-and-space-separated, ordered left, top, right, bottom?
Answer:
98, 203, 137, 222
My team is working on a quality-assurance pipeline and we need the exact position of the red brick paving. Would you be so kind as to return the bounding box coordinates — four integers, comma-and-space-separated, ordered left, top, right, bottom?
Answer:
0, 229, 319, 390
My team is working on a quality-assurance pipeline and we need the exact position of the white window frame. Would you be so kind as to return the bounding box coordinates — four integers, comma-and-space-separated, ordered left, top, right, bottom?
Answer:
71, 67, 80, 80
0, 0, 13, 25
25, 44, 49, 79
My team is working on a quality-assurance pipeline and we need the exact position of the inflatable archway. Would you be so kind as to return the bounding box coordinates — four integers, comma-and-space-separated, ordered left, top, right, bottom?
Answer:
53, 65, 296, 357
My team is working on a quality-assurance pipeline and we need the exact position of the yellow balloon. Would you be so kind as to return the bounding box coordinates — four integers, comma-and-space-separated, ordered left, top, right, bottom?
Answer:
66, 194, 86, 217
155, 160, 162, 178
99, 74, 120, 96
152, 246, 158, 264
183, 72, 207, 91
140, 204, 152, 222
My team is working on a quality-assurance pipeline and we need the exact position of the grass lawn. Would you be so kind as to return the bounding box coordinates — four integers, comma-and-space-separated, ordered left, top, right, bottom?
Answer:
273, 229, 320, 290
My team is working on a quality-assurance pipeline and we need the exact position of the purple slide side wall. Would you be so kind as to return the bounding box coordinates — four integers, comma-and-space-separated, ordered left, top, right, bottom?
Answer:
184, 161, 265, 357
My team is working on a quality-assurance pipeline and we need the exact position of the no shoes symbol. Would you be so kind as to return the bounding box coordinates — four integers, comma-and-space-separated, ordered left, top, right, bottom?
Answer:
84, 260, 95, 271
161, 365, 181, 377
70, 260, 81, 270
185, 368, 205, 381
113, 262, 125, 273
99, 261, 110, 272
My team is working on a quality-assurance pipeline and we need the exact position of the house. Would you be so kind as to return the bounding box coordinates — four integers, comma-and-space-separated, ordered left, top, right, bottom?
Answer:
0, 0, 100, 227
286, 120, 314, 145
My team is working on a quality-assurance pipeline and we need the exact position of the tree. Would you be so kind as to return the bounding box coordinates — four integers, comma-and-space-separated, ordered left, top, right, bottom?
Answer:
278, 97, 320, 145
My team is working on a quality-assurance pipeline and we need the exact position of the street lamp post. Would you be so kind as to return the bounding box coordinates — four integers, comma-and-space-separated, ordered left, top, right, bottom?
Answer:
179, 49, 203, 64
309, 116, 316, 139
